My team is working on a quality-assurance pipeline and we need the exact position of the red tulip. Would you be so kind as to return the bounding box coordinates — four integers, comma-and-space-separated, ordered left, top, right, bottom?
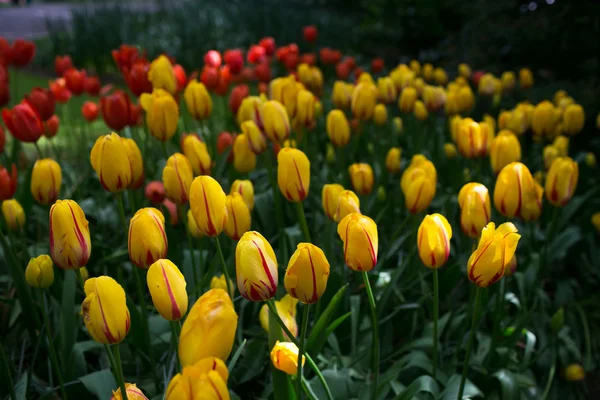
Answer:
217, 131, 234, 161
259, 37, 276, 56
300, 53, 316, 66
0, 81, 8, 107
201, 66, 219, 90
283, 53, 299, 71
100, 90, 132, 131
128, 102, 143, 127
336, 62, 351, 80
0, 124, 5, 153
161, 199, 179, 226
353, 67, 364, 80
64, 68, 86, 95
303, 25, 318, 43
214, 66, 231, 96
330, 50, 342, 64
24, 87, 55, 121
55, 55, 73, 77
224, 49, 244, 74
82, 101, 99, 122
0, 63, 7, 83
371, 58, 384, 73
123, 60, 152, 97
0, 38, 12, 64
2, 101, 44, 142
0, 163, 17, 201
173, 64, 187, 92
10, 39, 35, 67
145, 181, 166, 204
204, 50, 222, 68
247, 45, 266, 64
49, 78, 71, 103
229, 84, 249, 115
84, 76, 101, 96
43, 115, 60, 138
112, 44, 141, 71
254, 62, 271, 83
472, 70, 485, 86
319, 48, 333, 65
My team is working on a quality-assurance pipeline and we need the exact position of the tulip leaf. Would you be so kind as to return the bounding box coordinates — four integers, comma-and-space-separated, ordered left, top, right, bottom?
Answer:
549, 226, 582, 261
306, 284, 348, 355
78, 368, 117, 399
440, 374, 483, 400
72, 340, 103, 377
309, 311, 352, 358
393, 375, 440, 400
557, 188, 598, 231
61, 270, 78, 379
228, 339, 247, 372
309, 369, 358, 400
492, 369, 518, 400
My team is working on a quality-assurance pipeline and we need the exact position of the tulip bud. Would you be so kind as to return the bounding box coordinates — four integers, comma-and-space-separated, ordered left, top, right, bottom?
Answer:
90, 132, 132, 192
592, 212, 600, 233
224, 193, 251, 241
376, 77, 397, 104
25, 254, 54, 288
338, 213, 378, 272
25, 87, 55, 121
271, 341, 305, 376
277, 148, 310, 202
242, 120, 266, 154
532, 101, 558, 139
295, 89, 315, 128
467, 222, 521, 287
111, 383, 148, 400
128, 208, 168, 268
188, 176, 228, 237
398, 87, 417, 113
373, 103, 388, 125
259, 295, 298, 339
493, 162, 536, 219
334, 190, 360, 222
400, 155, 437, 214
233, 134, 257, 173
501, 71, 516, 92
422, 63, 433, 81
385, 147, 402, 174
140, 89, 179, 142
236, 231, 278, 301
148, 55, 176, 94
184, 79, 212, 120
585, 153, 596, 168
162, 153, 194, 205
393, 117, 403, 134
2, 199, 24, 231
562, 104, 584, 136
490, 130, 521, 174
543, 145, 559, 171
117, 138, 143, 189
166, 357, 230, 400
2, 101, 44, 143
284, 243, 330, 304
521, 181, 544, 222
519, 68, 534, 89
545, 157, 578, 207
564, 364, 585, 382
325, 143, 336, 164
550, 307, 564, 334
48, 200, 90, 269
270, 77, 298, 117
348, 163, 374, 195
147, 259, 188, 321
444, 143, 457, 159
181, 134, 212, 176
186, 209, 204, 239
458, 183, 491, 238
457, 118, 486, 158
414, 100, 428, 121
417, 214, 452, 268
332, 81, 353, 109
81, 276, 130, 344
30, 159, 62, 205
326, 110, 350, 147
433, 67, 448, 85
237, 96, 264, 128
210, 274, 235, 298
261, 100, 291, 142
351, 82, 377, 120
321, 184, 344, 221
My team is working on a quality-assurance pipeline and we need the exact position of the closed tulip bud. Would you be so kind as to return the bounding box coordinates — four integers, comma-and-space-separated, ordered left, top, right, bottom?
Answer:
259, 295, 298, 339
501, 71, 516, 92
162, 199, 179, 226
563, 104, 584, 135
111, 383, 148, 400
121, 138, 144, 189
422, 63, 433, 81
401, 155, 437, 213
326, 143, 336, 164
457, 118, 485, 158
261, 100, 291, 142
189, 176, 228, 237
433, 67, 448, 85
148, 55, 176, 94
140, 89, 179, 141
478, 73, 496, 96
25, 87, 55, 121
409, 60, 421, 75
377, 77, 397, 104
186, 209, 204, 239
233, 134, 257, 173
393, 117, 403, 134
490, 130, 521, 174
242, 120, 266, 154
457, 86, 475, 112
271, 341, 305, 376
236, 96, 264, 128
445, 90, 460, 115
480, 120, 495, 155
277, 148, 310, 202
2, 101, 44, 143
128, 208, 168, 268
224, 193, 251, 240
417, 214, 452, 268
295, 89, 315, 127
532, 101, 558, 138
30, 158, 62, 205
348, 163, 374, 195
519, 68, 533, 89
25, 254, 54, 288
326, 110, 350, 147
458, 63, 471, 78
236, 231, 278, 301
494, 162, 536, 219
180, 134, 211, 176
398, 87, 417, 113
270, 77, 298, 117
332, 81, 353, 109
184, 79, 212, 120
284, 243, 330, 304
563, 364, 586, 382
335, 190, 361, 222
147, 259, 188, 321
545, 157, 578, 207
351, 82, 377, 120
585, 152, 596, 167
422, 85, 445, 112
592, 212, 600, 233
90, 132, 132, 192
543, 145, 559, 170
166, 357, 230, 400
338, 213, 378, 271
414, 100, 428, 121
385, 147, 402, 174
467, 222, 520, 287
43, 114, 59, 139
444, 143, 457, 159
521, 181, 544, 222
99, 90, 132, 132
553, 136, 569, 157
322, 184, 344, 221
210, 274, 234, 298
2, 199, 24, 231
49, 200, 91, 269
373, 103, 388, 125
82, 276, 130, 344
458, 183, 491, 238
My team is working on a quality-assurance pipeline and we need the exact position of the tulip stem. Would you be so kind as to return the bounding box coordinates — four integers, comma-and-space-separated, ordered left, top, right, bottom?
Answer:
265, 300, 333, 400
75, 268, 85, 289
362, 271, 380, 398
432, 268, 439, 380
40, 290, 67, 400
0, 338, 17, 400
161, 141, 169, 160
541, 346, 557, 400
112, 345, 129, 400
170, 321, 181, 372
296, 304, 310, 399
214, 236, 233, 299
178, 207, 198, 296
33, 142, 44, 159
295, 202, 312, 243
457, 286, 483, 400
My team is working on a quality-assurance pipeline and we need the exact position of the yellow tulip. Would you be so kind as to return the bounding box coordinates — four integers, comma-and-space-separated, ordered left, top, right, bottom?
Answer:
140, 89, 179, 142
242, 120, 267, 154
147, 259, 188, 321
417, 214, 452, 268
128, 208, 168, 268
519, 68, 534, 89
373, 103, 388, 125
490, 130, 522, 174
210, 274, 235, 298
233, 134, 257, 173
585, 152, 596, 168
180, 134, 211, 176
271, 341, 305, 376
553, 136, 569, 157
493, 162, 535, 219
410, 60, 421, 75
148, 55, 176, 94
224, 192, 251, 241
184, 79, 212, 120
422, 85, 445, 112
393, 117, 403, 134
188, 176, 228, 237
445, 90, 460, 116
81, 276, 130, 344
270, 76, 298, 117
335, 190, 361, 222
337, 213, 378, 271
480, 119, 495, 155
414, 100, 428, 121
385, 147, 402, 174
591, 212, 600, 233
30, 159, 62, 205
261, 100, 291, 142
377, 77, 397, 104
284, 243, 330, 304
564, 364, 585, 382
277, 148, 310, 202
322, 183, 345, 221
456, 118, 486, 158
458, 183, 491, 238
543, 145, 559, 171
400, 155, 437, 214
186, 209, 203, 239
562, 104, 584, 135
444, 143, 457, 159
398, 87, 417, 113
501, 71, 516, 92
111, 383, 148, 400
351, 82, 377, 120
478, 73, 497, 96
237, 96, 264, 128
166, 357, 230, 400
50, 200, 91, 269
326, 143, 335, 164
433, 67, 448, 85
532, 101, 558, 139
295, 89, 315, 127
521, 180, 544, 222
235, 231, 278, 301
545, 157, 578, 207
297, 63, 312, 87
332, 81, 353, 109
326, 109, 350, 147
25, 254, 54, 288
121, 138, 144, 188
230, 179, 254, 211
2, 199, 24, 231
422, 63, 433, 81
178, 289, 237, 366
90, 132, 132, 192
458, 63, 471, 78
259, 295, 298, 338
162, 153, 194, 204
348, 163, 374, 195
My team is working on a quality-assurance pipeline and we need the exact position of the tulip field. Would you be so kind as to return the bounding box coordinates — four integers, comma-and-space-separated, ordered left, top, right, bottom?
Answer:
1, 22, 600, 400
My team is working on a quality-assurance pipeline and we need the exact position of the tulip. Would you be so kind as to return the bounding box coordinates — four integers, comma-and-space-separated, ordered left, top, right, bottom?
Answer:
261, 100, 291, 142
166, 357, 230, 400
400, 155, 437, 214
233, 134, 257, 173
100, 90, 132, 131
269, 77, 298, 117
145, 181, 166, 205
147, 259, 188, 321
585, 152, 596, 168
444, 143, 457, 159
148, 55, 176, 94
271, 341, 305, 376
532, 101, 558, 139
217, 132, 234, 159
562, 104, 584, 135
2, 199, 25, 231
25, 254, 54, 289
184, 79, 212, 120
456, 118, 486, 158
90, 132, 132, 192
42, 114, 59, 139
334, 190, 361, 222
332, 81, 353, 109
422, 85, 445, 111
259, 295, 298, 338
433, 67, 448, 85
490, 130, 521, 174
49, 200, 91, 269
236, 231, 278, 301
162, 153, 194, 204
385, 147, 402, 174
111, 44, 141, 70
467, 222, 521, 288
545, 157, 578, 207
284, 243, 330, 304
458, 63, 471, 78
55, 55, 73, 77
521, 181, 544, 222
322, 183, 345, 221
230, 179, 254, 211
543, 145, 559, 171
493, 162, 536, 219
414, 100, 428, 121
377, 77, 397, 104
82, 101, 99, 122
210, 274, 235, 298
326, 110, 350, 147
120, 138, 144, 189
337, 213, 378, 271
519, 68, 534, 89
2, 101, 44, 143
457, 86, 475, 112
128, 208, 168, 268
348, 163, 374, 195
458, 183, 491, 238
417, 214, 452, 268
189, 176, 228, 237
123, 60, 153, 97
501, 71, 516, 92
553, 135, 569, 157
111, 383, 149, 400
373, 103, 388, 125
229, 84, 249, 116
64, 68, 86, 95
84, 76, 101, 96
0, 124, 4, 153
237, 96, 264, 128
180, 133, 212, 176
25, 87, 55, 121
592, 212, 600, 233
277, 148, 310, 202
241, 120, 266, 154
49, 78, 71, 104
81, 276, 130, 344
224, 193, 251, 240
185, 209, 204, 239
295, 89, 315, 127
178, 289, 237, 366
30, 158, 62, 205
351, 82, 377, 120
140, 89, 179, 141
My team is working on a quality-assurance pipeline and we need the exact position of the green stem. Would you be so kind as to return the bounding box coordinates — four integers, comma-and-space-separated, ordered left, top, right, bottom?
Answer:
541, 206, 559, 270
265, 300, 333, 400
296, 202, 312, 243
179, 207, 198, 296
432, 268, 439, 380
457, 286, 483, 400
541, 346, 556, 400
170, 321, 182, 372
362, 271, 380, 398
490, 279, 506, 357
112, 345, 128, 400
296, 304, 311, 399
75, 268, 85, 289
116, 193, 128, 234
214, 235, 233, 298
161, 141, 170, 160
301, 376, 318, 400
41, 291, 67, 400
128, 190, 137, 214
33, 142, 44, 159
0, 340, 16, 400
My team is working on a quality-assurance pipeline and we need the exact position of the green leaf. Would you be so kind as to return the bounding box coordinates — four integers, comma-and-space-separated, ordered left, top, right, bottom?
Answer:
394, 375, 439, 400
263, 308, 295, 399
72, 340, 103, 377
306, 284, 348, 355
557, 188, 598, 230
308, 312, 352, 357
522, 330, 537, 368
78, 368, 117, 399
549, 226, 582, 260
441, 374, 483, 400
228, 339, 247, 372
61, 270, 77, 379
492, 369, 518, 400
309, 369, 358, 400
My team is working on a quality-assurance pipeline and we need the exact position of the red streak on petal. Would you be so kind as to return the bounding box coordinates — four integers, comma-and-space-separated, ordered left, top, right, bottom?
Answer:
161, 262, 181, 320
